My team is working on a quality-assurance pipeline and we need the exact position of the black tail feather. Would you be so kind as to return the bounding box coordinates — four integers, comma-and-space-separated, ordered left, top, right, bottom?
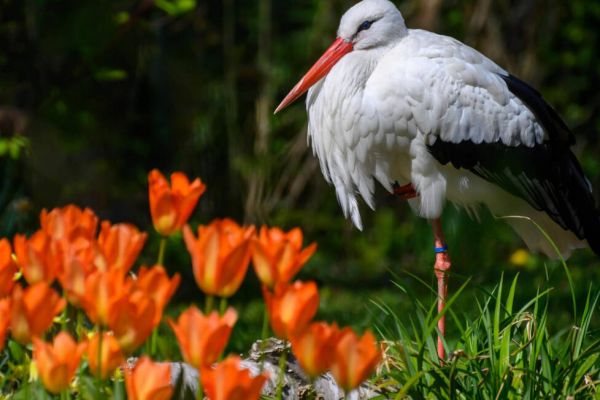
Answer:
585, 213, 600, 256
563, 151, 600, 256
499, 73, 600, 257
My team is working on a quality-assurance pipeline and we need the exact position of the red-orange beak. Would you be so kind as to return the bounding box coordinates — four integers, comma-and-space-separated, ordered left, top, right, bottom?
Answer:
274, 38, 353, 114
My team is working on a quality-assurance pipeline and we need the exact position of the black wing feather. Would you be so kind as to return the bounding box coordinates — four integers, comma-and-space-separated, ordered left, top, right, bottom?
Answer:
428, 74, 600, 256
501, 74, 575, 145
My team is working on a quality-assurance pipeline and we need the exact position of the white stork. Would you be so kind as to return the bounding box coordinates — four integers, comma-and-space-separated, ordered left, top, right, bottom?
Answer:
275, 0, 600, 360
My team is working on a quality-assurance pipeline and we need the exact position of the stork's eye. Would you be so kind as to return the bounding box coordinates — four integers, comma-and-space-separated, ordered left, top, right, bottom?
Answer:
357, 20, 373, 33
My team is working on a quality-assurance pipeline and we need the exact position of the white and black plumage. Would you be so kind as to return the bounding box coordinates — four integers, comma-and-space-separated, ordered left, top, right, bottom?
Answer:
276, 0, 600, 259
275, 0, 600, 361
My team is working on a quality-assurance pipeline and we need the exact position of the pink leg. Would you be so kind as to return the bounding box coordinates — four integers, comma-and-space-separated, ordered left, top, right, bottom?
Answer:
432, 218, 451, 361
393, 185, 449, 360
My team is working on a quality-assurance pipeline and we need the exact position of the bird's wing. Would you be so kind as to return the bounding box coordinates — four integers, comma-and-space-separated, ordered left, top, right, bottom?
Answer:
367, 30, 599, 247
369, 31, 548, 147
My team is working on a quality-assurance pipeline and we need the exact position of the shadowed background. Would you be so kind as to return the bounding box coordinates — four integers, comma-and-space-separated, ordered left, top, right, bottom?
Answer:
1, 0, 599, 351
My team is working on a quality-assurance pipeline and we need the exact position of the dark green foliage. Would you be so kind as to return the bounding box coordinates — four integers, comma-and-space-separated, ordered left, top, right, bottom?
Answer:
0, 0, 599, 383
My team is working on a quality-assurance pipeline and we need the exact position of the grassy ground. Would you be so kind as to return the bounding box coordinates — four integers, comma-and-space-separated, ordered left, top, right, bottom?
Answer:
374, 273, 600, 398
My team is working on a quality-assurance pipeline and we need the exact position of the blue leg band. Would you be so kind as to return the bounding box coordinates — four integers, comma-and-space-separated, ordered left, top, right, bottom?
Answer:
434, 245, 448, 254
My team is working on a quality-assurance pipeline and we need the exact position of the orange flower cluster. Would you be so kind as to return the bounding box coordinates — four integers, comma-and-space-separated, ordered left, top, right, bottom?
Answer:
262, 279, 382, 392
0, 169, 204, 396
4, 203, 180, 353
176, 198, 380, 395
174, 219, 324, 399
168, 304, 268, 399
1, 168, 383, 398
0, 203, 180, 394
181, 223, 316, 300
79, 265, 180, 354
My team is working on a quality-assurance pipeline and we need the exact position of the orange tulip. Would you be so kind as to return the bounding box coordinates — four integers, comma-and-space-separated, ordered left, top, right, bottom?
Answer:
134, 265, 180, 326
168, 306, 237, 369
10, 283, 66, 344
13, 230, 61, 284
0, 238, 17, 297
290, 321, 340, 378
97, 221, 147, 273
109, 289, 157, 354
87, 332, 125, 380
329, 328, 382, 392
263, 281, 319, 340
183, 219, 254, 298
58, 236, 98, 305
79, 269, 130, 327
40, 205, 98, 242
252, 226, 317, 288
125, 356, 173, 400
148, 169, 206, 236
0, 298, 10, 351
38, 205, 100, 293
201, 355, 267, 400
33, 332, 86, 394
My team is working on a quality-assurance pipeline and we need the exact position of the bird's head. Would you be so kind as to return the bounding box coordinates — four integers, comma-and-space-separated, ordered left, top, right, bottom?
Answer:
338, 0, 407, 50
275, 0, 407, 114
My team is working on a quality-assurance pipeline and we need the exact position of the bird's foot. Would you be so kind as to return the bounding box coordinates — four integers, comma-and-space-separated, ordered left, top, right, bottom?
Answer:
393, 183, 418, 200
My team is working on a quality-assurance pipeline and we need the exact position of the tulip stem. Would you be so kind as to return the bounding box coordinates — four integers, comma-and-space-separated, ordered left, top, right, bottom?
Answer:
96, 326, 104, 383
157, 237, 167, 266
205, 295, 215, 314
150, 328, 158, 357
196, 382, 204, 400
113, 374, 125, 400
259, 305, 269, 372
276, 347, 287, 400
76, 310, 84, 339
60, 390, 69, 400
60, 303, 69, 332
219, 297, 227, 315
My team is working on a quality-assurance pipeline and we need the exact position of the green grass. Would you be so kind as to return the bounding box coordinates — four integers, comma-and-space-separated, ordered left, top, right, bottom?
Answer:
371, 273, 600, 399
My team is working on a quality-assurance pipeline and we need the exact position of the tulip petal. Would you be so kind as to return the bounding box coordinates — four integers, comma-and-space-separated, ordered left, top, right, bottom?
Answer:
251, 241, 276, 288
219, 240, 251, 297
